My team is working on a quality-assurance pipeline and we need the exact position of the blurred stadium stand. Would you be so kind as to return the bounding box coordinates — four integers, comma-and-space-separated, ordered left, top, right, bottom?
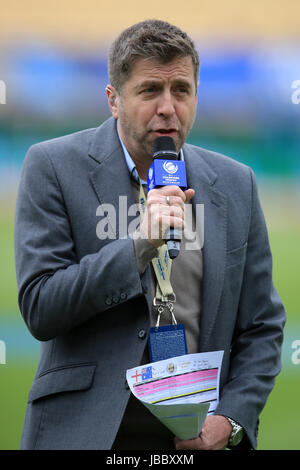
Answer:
0, 1, 300, 190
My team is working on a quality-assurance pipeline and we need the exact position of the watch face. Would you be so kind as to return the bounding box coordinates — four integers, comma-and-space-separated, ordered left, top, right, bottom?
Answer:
227, 417, 244, 447
231, 427, 243, 446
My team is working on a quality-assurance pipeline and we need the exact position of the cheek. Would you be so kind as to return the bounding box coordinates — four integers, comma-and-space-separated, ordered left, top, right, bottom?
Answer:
139, 103, 156, 123
126, 104, 148, 125
180, 103, 196, 127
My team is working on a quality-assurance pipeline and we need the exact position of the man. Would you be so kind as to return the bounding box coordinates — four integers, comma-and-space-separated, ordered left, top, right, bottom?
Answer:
15, 19, 285, 450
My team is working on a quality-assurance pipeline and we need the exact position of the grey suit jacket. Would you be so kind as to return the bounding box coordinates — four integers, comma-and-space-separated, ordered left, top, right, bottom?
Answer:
15, 117, 285, 450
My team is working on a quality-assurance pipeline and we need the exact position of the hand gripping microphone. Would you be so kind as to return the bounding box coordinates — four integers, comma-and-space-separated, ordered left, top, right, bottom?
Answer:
147, 136, 187, 259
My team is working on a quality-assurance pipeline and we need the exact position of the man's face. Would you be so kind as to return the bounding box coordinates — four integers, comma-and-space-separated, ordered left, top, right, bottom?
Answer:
107, 56, 198, 164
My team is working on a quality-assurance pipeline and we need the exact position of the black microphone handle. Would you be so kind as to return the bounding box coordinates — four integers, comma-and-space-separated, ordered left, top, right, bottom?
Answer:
164, 227, 181, 259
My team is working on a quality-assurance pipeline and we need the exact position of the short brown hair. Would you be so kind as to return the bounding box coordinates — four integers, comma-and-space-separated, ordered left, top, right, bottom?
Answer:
108, 19, 200, 92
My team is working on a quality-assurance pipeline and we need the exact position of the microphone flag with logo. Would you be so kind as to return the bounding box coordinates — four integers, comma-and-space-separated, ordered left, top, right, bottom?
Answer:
147, 136, 187, 259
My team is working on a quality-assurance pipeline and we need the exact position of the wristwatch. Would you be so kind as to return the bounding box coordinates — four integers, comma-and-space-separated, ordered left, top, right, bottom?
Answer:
226, 417, 244, 448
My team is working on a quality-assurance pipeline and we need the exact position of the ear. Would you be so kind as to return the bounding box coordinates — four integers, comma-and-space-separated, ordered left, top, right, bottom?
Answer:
106, 85, 119, 119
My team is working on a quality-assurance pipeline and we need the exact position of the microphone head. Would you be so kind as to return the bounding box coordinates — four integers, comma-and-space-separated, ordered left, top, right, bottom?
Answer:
153, 136, 178, 160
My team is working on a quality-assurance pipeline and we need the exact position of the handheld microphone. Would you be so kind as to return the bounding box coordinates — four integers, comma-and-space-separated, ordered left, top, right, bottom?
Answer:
147, 136, 187, 259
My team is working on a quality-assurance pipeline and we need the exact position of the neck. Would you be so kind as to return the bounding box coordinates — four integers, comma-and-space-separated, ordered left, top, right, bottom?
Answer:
132, 159, 151, 182
117, 122, 152, 181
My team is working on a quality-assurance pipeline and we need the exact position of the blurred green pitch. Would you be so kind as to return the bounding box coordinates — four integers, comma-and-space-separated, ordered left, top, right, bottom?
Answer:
0, 186, 299, 450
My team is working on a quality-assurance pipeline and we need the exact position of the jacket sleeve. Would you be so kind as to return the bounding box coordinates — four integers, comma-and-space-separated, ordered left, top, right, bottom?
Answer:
14, 143, 145, 341
216, 168, 286, 449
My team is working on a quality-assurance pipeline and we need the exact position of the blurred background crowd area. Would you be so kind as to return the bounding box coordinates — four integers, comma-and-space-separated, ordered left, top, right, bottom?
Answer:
1, 1, 300, 193
0, 0, 299, 450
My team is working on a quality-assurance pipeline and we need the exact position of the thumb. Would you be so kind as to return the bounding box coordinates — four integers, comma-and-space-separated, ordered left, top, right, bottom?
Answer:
184, 188, 195, 202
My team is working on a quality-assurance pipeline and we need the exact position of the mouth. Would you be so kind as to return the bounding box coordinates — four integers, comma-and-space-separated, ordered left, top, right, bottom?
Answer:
153, 129, 177, 137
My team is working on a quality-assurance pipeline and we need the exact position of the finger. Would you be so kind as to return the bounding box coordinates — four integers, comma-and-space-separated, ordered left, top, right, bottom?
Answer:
145, 216, 185, 244
184, 188, 195, 202
162, 189, 194, 207
147, 193, 184, 209
155, 185, 186, 200
160, 215, 186, 231
174, 436, 203, 450
160, 206, 184, 219
159, 186, 194, 203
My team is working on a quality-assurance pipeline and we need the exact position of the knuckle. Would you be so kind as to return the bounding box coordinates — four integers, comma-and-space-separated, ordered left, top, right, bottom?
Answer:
173, 186, 184, 198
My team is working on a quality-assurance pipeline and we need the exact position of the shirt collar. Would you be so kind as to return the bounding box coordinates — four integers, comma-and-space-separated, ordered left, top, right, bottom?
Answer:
117, 121, 184, 185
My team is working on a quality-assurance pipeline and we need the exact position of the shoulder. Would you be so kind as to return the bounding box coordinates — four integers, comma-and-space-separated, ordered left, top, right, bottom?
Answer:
23, 117, 116, 169
24, 127, 97, 166
183, 142, 254, 191
184, 142, 251, 175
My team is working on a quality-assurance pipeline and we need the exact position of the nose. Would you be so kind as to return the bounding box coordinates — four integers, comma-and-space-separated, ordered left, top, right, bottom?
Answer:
156, 90, 175, 118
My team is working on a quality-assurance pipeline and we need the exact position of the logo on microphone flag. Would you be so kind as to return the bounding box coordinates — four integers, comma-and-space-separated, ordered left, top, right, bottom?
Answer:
163, 161, 178, 174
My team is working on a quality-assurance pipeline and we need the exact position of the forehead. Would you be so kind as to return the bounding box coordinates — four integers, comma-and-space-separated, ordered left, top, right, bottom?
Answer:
126, 56, 195, 87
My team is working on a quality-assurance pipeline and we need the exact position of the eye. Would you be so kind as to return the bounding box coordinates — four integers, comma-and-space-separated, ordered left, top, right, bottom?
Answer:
143, 86, 156, 93
139, 85, 159, 99
176, 86, 188, 94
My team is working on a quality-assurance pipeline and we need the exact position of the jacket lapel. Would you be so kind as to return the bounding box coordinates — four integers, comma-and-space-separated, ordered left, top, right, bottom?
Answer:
184, 146, 227, 351
87, 118, 153, 312
88, 118, 137, 239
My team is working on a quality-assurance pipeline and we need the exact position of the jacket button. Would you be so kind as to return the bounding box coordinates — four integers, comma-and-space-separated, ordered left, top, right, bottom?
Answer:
138, 329, 147, 339
105, 298, 112, 305
112, 296, 119, 304
120, 292, 127, 300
